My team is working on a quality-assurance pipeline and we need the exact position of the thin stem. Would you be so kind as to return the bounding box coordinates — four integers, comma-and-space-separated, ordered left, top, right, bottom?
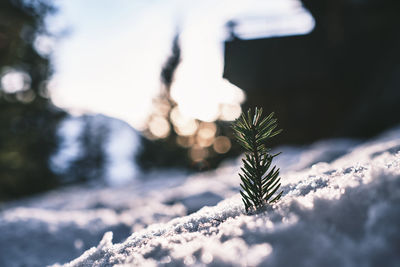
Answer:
250, 123, 262, 206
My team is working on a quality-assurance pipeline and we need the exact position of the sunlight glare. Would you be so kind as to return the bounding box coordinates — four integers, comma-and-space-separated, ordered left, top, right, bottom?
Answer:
48, 0, 313, 129
219, 103, 242, 121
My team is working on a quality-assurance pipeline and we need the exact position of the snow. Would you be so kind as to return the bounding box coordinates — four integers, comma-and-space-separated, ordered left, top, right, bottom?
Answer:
1, 127, 400, 267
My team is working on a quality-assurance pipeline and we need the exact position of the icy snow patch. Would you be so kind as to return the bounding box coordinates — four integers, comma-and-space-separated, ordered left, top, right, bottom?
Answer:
53, 127, 400, 267
1, 127, 399, 266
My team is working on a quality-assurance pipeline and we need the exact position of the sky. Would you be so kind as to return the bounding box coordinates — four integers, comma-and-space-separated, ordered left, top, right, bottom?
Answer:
44, 0, 313, 129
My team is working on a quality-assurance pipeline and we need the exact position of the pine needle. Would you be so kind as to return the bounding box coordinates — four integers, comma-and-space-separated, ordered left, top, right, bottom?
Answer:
232, 107, 283, 212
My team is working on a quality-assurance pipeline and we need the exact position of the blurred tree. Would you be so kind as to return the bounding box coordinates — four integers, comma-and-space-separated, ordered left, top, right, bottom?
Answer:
0, 0, 66, 200
136, 34, 241, 171
64, 115, 110, 183
136, 34, 191, 169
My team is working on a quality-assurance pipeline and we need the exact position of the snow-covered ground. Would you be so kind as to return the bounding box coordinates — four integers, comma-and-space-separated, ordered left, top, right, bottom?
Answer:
1, 126, 399, 267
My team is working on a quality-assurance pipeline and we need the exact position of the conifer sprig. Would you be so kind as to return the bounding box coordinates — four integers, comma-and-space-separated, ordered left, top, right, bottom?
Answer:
232, 107, 283, 212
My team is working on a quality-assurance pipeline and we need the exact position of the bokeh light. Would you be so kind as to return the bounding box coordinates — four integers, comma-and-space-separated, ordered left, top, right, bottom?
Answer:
1, 69, 31, 93
176, 135, 195, 148
34, 35, 56, 56
148, 116, 170, 139
213, 136, 231, 154
190, 145, 209, 162
170, 106, 199, 136
197, 122, 217, 140
16, 90, 36, 103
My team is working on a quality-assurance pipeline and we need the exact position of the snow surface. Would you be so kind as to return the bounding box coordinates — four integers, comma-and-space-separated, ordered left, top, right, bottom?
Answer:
1, 127, 400, 267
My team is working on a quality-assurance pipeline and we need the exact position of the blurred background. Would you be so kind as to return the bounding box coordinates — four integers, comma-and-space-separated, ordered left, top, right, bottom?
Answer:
0, 0, 399, 201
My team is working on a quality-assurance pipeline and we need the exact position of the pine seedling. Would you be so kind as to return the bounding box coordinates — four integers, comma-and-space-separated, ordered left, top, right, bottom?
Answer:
232, 107, 283, 212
